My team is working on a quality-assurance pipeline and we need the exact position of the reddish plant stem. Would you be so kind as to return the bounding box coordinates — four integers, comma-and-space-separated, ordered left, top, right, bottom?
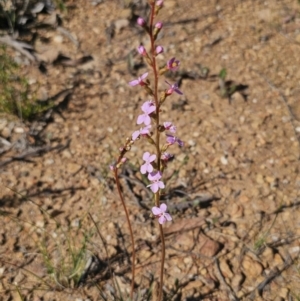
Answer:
149, 3, 165, 301
149, 2, 161, 173
158, 224, 165, 301
113, 169, 135, 299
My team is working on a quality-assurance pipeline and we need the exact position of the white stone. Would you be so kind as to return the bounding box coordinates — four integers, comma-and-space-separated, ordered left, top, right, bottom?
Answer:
14, 127, 24, 134
220, 156, 228, 165
53, 35, 63, 43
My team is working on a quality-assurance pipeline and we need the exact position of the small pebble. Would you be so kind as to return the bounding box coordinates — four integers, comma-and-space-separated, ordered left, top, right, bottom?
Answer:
14, 127, 24, 134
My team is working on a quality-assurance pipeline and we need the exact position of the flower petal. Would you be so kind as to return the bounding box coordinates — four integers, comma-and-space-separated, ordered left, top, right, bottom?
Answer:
160, 203, 167, 212
132, 130, 140, 141
175, 87, 183, 95
158, 215, 166, 224
147, 164, 153, 173
146, 105, 156, 114
137, 114, 146, 125
177, 139, 184, 147
150, 183, 159, 193
143, 115, 151, 126
143, 152, 150, 160
129, 80, 139, 86
141, 72, 148, 80
165, 80, 171, 87
164, 213, 172, 221
141, 101, 152, 112
140, 125, 151, 135
149, 154, 156, 162
140, 164, 147, 174
158, 181, 165, 189
152, 206, 161, 215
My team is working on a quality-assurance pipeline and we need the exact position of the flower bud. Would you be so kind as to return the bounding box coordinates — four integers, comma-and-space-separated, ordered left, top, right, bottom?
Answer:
155, 0, 164, 15
137, 17, 146, 27
153, 22, 163, 40
155, 45, 164, 55
159, 91, 167, 104
155, 22, 163, 29
138, 45, 147, 56
157, 124, 165, 132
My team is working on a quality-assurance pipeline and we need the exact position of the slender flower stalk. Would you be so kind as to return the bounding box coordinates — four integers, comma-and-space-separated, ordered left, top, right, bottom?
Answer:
112, 2, 183, 300
150, 3, 166, 300
112, 166, 135, 299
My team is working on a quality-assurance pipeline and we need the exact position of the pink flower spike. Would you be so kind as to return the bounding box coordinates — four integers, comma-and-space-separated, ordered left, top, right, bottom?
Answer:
137, 17, 146, 26
166, 134, 184, 147
129, 72, 148, 87
167, 57, 180, 71
152, 203, 172, 224
163, 121, 176, 133
165, 81, 183, 95
147, 171, 165, 193
155, 22, 163, 29
137, 101, 156, 126
140, 152, 156, 174
138, 45, 147, 56
155, 45, 164, 55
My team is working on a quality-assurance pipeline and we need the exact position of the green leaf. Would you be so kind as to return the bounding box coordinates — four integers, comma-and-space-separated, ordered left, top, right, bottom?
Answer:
219, 68, 227, 80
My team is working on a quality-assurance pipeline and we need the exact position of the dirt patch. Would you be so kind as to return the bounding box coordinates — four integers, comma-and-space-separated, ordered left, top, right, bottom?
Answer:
1, 0, 300, 300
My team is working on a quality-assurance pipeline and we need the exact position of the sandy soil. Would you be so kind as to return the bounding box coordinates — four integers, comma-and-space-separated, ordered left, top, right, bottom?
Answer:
1, 0, 300, 300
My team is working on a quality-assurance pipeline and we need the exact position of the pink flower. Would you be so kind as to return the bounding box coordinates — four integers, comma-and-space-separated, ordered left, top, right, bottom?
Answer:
155, 45, 164, 55
132, 125, 151, 141
163, 121, 176, 133
152, 203, 172, 224
137, 17, 146, 26
167, 57, 180, 71
147, 171, 165, 193
137, 101, 156, 126
165, 81, 183, 95
129, 72, 148, 87
166, 134, 184, 147
138, 45, 147, 56
140, 152, 156, 174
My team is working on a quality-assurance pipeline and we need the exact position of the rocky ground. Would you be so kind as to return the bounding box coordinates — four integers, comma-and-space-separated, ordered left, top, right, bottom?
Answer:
1, 0, 300, 300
